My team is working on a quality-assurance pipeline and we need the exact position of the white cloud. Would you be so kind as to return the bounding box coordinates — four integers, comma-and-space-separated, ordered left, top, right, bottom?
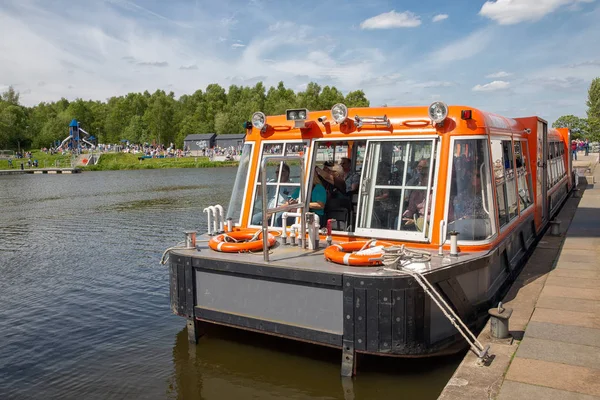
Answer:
432, 14, 448, 22
472, 80, 510, 91
479, 0, 594, 25
231, 43, 246, 48
428, 29, 493, 63
360, 10, 422, 29
486, 71, 512, 78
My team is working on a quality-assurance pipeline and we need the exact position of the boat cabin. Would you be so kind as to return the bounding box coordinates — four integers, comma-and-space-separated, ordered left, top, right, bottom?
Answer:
223, 102, 571, 250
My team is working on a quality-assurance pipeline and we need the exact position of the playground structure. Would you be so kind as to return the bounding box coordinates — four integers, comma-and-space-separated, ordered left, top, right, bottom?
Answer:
59, 119, 95, 155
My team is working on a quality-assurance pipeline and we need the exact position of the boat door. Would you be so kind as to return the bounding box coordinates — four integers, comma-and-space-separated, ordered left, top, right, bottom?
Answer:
536, 119, 549, 225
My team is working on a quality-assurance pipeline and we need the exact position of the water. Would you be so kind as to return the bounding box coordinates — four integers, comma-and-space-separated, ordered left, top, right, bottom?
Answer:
0, 168, 461, 399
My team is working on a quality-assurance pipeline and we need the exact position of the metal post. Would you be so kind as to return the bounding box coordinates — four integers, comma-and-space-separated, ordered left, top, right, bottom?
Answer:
449, 231, 459, 256
184, 230, 197, 249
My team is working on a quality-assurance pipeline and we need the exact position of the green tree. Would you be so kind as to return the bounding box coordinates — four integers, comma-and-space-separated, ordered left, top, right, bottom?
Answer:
143, 90, 175, 146
318, 86, 345, 110
552, 115, 588, 140
345, 90, 370, 107
296, 82, 322, 110
586, 77, 600, 141
264, 82, 296, 115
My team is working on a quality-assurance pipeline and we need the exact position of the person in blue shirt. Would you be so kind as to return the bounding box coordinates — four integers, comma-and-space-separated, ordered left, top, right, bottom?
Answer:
286, 170, 327, 227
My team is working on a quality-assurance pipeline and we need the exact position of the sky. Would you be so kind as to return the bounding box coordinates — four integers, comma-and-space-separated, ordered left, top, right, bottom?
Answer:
1, 0, 599, 124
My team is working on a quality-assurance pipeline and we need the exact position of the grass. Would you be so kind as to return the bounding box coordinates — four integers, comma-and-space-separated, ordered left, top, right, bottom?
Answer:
0, 151, 72, 170
0, 150, 238, 171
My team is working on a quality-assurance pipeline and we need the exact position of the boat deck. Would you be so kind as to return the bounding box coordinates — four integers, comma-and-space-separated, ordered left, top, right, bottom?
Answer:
173, 234, 489, 278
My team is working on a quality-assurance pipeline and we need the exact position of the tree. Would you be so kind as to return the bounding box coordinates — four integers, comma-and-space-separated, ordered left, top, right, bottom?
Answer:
296, 82, 322, 110
552, 115, 588, 140
345, 90, 370, 108
0, 81, 372, 150
318, 86, 345, 110
586, 77, 600, 141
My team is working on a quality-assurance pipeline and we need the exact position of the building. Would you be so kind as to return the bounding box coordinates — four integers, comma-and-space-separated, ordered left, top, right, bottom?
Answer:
183, 133, 216, 156
214, 134, 246, 152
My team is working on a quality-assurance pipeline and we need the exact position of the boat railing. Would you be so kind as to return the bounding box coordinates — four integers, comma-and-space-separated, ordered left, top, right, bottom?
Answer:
261, 155, 307, 261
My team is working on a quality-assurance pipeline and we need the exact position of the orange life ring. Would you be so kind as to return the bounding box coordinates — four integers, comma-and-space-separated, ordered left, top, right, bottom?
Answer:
208, 230, 278, 253
324, 240, 394, 266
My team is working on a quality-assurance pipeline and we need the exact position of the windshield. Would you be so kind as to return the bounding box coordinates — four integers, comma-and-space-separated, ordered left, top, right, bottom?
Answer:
356, 139, 437, 241
249, 141, 305, 227
447, 138, 495, 241
225, 143, 253, 224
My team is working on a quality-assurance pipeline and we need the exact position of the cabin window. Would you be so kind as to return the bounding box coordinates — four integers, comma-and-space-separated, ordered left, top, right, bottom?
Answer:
356, 139, 436, 240
250, 141, 305, 227
491, 139, 518, 228
447, 139, 494, 241
226, 143, 253, 225
514, 141, 533, 212
311, 140, 366, 232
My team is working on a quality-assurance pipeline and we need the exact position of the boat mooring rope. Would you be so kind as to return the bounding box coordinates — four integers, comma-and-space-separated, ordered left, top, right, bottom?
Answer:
379, 246, 490, 361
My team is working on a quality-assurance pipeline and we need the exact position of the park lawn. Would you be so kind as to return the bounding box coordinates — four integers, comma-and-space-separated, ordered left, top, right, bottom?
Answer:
0, 151, 73, 170
83, 152, 238, 170
0, 151, 238, 171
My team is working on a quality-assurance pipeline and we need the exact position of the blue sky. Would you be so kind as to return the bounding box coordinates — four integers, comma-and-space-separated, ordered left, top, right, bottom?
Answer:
1, 0, 599, 123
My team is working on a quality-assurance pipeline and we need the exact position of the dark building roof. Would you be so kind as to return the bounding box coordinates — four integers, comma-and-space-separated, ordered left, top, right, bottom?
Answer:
184, 133, 217, 141
215, 134, 246, 141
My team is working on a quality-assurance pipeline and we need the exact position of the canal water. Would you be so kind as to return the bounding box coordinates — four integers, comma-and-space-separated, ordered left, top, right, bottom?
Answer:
0, 168, 462, 399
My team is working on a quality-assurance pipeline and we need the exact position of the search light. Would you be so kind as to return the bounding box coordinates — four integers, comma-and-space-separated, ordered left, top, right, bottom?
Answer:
331, 103, 348, 124
428, 102, 448, 124
251, 112, 267, 130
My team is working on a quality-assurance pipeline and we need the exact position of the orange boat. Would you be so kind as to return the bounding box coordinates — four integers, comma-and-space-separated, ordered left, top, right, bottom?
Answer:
167, 102, 573, 376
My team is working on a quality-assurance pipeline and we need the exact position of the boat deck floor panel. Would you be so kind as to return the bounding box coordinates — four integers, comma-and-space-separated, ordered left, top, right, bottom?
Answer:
172, 236, 488, 277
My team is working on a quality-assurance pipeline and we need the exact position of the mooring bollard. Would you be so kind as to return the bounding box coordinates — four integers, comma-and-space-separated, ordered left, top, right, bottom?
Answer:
184, 230, 197, 249
549, 219, 561, 236
449, 231, 460, 257
489, 302, 513, 339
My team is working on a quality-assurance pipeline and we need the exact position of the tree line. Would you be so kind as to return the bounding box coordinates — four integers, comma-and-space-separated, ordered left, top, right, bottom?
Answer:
2, 77, 598, 152
553, 77, 600, 141
0, 82, 370, 151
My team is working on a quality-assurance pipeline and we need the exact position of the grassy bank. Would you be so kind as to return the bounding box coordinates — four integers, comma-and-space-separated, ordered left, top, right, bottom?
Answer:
0, 151, 238, 171
84, 153, 238, 170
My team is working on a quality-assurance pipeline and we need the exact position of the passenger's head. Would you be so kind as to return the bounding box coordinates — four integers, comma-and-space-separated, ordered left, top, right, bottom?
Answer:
313, 168, 322, 185
276, 163, 290, 182
416, 159, 429, 176
340, 157, 351, 172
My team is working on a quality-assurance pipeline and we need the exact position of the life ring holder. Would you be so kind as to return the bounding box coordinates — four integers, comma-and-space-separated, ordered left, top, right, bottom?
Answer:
324, 240, 395, 267
208, 230, 279, 253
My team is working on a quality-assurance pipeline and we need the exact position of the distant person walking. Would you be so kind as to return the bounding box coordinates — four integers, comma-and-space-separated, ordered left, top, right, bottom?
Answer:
571, 140, 577, 161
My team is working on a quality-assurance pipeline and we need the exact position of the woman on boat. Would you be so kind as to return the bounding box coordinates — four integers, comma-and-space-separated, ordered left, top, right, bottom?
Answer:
285, 169, 327, 227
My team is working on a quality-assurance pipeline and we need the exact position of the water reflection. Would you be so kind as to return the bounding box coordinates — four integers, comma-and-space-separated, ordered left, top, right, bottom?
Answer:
169, 323, 464, 400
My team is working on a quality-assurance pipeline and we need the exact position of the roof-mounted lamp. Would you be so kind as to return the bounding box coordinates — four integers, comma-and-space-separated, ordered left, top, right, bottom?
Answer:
428, 101, 448, 126
331, 103, 349, 124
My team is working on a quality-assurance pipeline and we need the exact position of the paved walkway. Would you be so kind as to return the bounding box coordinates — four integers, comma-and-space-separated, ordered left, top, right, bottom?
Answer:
439, 154, 599, 400
497, 155, 600, 399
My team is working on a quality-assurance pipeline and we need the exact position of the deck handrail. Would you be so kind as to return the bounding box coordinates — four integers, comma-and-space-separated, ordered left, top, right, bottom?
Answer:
261, 155, 306, 261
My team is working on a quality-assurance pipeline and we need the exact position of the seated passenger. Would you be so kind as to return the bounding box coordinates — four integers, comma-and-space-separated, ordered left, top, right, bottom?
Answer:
453, 173, 485, 220
251, 164, 291, 225
407, 158, 429, 186
402, 160, 430, 230
286, 170, 327, 227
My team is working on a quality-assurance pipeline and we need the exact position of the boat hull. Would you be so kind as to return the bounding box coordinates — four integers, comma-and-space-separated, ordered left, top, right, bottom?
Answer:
170, 214, 539, 366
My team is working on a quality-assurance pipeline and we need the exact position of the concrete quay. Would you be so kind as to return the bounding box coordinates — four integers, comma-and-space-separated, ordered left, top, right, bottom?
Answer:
439, 154, 600, 400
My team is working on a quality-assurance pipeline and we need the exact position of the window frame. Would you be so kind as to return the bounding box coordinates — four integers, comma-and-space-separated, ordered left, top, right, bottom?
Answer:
248, 140, 309, 228
444, 135, 497, 244
354, 136, 440, 242
226, 142, 255, 226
